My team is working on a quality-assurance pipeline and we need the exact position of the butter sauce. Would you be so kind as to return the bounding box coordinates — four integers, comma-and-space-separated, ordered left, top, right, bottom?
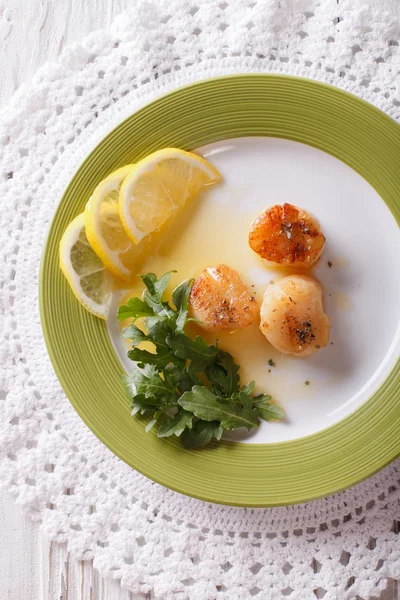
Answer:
120, 190, 313, 407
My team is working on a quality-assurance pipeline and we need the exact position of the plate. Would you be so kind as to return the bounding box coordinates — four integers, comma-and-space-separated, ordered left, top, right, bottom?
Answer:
40, 75, 400, 507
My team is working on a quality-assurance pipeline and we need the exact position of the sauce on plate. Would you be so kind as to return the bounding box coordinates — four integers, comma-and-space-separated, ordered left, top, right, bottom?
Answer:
119, 189, 315, 402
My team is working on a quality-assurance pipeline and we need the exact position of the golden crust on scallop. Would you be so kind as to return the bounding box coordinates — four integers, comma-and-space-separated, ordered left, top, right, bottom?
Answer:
190, 264, 258, 330
249, 203, 326, 268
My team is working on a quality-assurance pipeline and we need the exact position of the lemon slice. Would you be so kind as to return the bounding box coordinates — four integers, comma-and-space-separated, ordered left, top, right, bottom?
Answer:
84, 165, 144, 281
59, 213, 113, 319
119, 148, 221, 243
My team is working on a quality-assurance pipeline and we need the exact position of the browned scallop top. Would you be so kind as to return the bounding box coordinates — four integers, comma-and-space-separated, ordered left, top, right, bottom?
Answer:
259, 275, 330, 356
190, 264, 258, 330
261, 307, 326, 355
279, 311, 319, 351
248, 203, 326, 267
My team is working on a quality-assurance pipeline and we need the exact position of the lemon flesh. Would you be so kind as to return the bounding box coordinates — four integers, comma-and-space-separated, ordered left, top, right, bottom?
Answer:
119, 148, 221, 244
84, 165, 144, 281
59, 214, 113, 319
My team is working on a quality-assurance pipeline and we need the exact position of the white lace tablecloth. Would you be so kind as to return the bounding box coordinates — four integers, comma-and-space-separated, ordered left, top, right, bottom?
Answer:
0, 1, 399, 598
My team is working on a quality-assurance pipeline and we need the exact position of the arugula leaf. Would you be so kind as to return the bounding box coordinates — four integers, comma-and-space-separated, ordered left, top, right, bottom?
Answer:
140, 271, 176, 317
162, 361, 187, 387
181, 420, 221, 450
145, 418, 158, 432
251, 394, 283, 421
145, 316, 174, 347
124, 364, 177, 400
213, 425, 224, 441
127, 347, 171, 370
167, 334, 219, 373
177, 369, 202, 394
172, 278, 191, 311
219, 351, 240, 394
157, 409, 194, 438
122, 324, 149, 345
117, 297, 154, 322
252, 394, 272, 407
204, 363, 228, 395
178, 386, 260, 430
238, 390, 254, 410
241, 381, 255, 396
138, 272, 158, 299
130, 394, 162, 415
172, 278, 194, 332
257, 404, 284, 422
206, 351, 240, 396
153, 270, 176, 300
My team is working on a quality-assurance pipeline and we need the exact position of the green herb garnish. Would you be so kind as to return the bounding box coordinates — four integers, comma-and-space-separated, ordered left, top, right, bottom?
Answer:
118, 271, 284, 449
268, 358, 275, 367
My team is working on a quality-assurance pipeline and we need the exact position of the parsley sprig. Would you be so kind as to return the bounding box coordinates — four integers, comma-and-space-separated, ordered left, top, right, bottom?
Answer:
118, 271, 283, 449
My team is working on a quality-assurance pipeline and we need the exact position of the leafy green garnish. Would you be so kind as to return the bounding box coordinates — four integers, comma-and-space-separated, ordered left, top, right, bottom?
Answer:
124, 364, 177, 399
118, 271, 284, 449
167, 334, 219, 373
117, 297, 154, 321
205, 351, 240, 396
178, 386, 260, 430
181, 420, 223, 450
157, 409, 194, 438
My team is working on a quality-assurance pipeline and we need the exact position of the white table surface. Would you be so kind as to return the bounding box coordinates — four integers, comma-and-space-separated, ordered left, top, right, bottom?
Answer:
1, 1, 399, 598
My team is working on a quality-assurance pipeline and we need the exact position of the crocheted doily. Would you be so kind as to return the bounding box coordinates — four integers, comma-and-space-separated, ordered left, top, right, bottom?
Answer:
0, 1, 399, 598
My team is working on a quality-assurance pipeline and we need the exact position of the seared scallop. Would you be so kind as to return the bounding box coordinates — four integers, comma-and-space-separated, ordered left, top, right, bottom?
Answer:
190, 264, 258, 330
249, 203, 326, 268
260, 275, 330, 356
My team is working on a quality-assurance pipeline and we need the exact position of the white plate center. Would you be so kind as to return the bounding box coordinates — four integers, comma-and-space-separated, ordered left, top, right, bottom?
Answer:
108, 137, 400, 443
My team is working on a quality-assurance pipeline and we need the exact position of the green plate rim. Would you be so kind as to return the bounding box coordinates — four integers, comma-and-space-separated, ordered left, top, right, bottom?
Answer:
39, 74, 400, 507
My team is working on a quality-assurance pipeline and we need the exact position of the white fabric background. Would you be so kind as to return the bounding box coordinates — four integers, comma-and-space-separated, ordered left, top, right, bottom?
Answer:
0, 1, 399, 599
1, 0, 399, 106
